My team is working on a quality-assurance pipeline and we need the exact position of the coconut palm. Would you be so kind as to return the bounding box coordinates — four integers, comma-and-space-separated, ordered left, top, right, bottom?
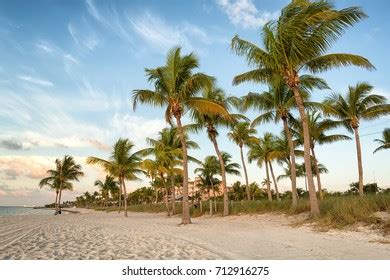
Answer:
374, 128, 390, 153
132, 47, 230, 224
39, 155, 83, 214
190, 86, 241, 216
291, 111, 351, 199
241, 82, 315, 206
141, 127, 198, 215
195, 156, 221, 215
86, 138, 144, 217
248, 133, 282, 201
231, 0, 374, 215
94, 175, 118, 209
324, 83, 390, 195
38, 178, 62, 212
227, 122, 257, 200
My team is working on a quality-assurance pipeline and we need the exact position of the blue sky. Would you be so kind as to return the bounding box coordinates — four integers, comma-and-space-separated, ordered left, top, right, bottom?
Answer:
0, 0, 389, 206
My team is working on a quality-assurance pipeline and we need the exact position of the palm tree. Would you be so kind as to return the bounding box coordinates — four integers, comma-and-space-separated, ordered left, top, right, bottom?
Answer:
132, 47, 230, 224
248, 133, 282, 201
227, 122, 257, 200
195, 156, 221, 216
374, 128, 390, 153
324, 83, 390, 195
86, 138, 144, 217
39, 178, 61, 211
141, 127, 198, 215
94, 175, 118, 209
291, 111, 351, 199
39, 155, 83, 213
231, 0, 374, 215
240, 82, 313, 206
191, 86, 240, 216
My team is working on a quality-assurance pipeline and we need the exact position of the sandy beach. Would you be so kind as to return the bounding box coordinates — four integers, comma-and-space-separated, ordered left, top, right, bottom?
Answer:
0, 210, 389, 260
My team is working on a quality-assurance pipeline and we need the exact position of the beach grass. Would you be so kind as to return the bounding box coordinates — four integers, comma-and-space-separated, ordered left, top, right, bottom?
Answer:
92, 194, 390, 233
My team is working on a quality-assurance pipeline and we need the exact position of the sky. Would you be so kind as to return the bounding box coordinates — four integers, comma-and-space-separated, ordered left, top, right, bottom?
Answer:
0, 0, 389, 206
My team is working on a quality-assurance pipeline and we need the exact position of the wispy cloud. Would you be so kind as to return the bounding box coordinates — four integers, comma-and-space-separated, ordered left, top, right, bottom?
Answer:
130, 11, 227, 54
216, 0, 278, 29
87, 139, 111, 151
68, 23, 99, 51
17, 75, 54, 87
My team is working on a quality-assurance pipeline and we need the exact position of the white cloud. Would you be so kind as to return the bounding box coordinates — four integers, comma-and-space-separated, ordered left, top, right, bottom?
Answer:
68, 23, 99, 51
17, 75, 54, 87
111, 113, 165, 145
216, 0, 278, 29
64, 53, 79, 64
130, 12, 226, 54
35, 41, 55, 54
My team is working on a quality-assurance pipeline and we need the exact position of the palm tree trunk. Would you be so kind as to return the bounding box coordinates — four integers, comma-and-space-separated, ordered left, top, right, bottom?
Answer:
265, 161, 272, 201
54, 191, 59, 213
209, 190, 213, 216
58, 187, 62, 213
122, 178, 128, 217
213, 189, 217, 213
175, 116, 191, 224
210, 135, 229, 216
118, 179, 122, 213
353, 127, 364, 195
170, 174, 176, 215
311, 147, 323, 199
282, 117, 298, 206
269, 161, 280, 201
239, 145, 250, 200
291, 87, 320, 216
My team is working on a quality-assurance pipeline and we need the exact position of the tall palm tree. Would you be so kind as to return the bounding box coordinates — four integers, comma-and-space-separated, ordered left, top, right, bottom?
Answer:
39, 155, 83, 213
291, 111, 351, 199
374, 128, 390, 153
231, 0, 374, 215
241, 82, 315, 206
95, 175, 118, 209
324, 83, 389, 195
191, 86, 242, 216
132, 47, 230, 224
86, 138, 144, 217
227, 122, 257, 200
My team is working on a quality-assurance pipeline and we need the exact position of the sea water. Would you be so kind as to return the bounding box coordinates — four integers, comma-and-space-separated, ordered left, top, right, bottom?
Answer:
0, 206, 55, 216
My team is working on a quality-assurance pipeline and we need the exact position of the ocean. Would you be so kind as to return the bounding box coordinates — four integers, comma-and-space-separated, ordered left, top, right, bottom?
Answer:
0, 206, 55, 216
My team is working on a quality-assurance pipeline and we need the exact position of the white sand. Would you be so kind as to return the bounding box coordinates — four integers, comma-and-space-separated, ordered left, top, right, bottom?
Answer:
0, 210, 389, 260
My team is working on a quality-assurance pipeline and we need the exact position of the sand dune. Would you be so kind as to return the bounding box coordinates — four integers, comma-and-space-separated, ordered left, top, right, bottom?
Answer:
0, 210, 389, 260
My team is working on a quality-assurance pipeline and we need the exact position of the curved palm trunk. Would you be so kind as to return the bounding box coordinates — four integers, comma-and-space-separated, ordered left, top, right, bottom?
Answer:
311, 147, 323, 200
265, 161, 272, 201
175, 116, 191, 224
291, 87, 320, 216
118, 179, 122, 213
210, 135, 229, 216
282, 118, 298, 206
122, 178, 128, 217
353, 127, 364, 195
170, 174, 176, 215
269, 161, 280, 201
239, 145, 250, 200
